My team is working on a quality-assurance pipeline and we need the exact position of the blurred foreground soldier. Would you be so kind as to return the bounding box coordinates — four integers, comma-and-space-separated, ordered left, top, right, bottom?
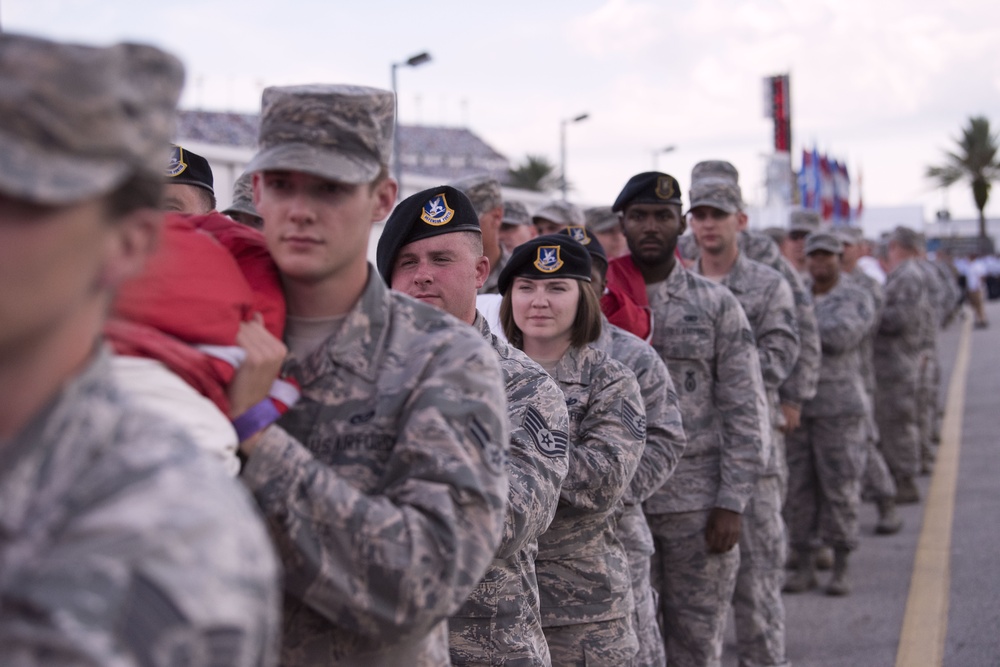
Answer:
608, 172, 766, 667
223, 171, 264, 229
586, 205, 630, 258
378, 186, 570, 665
532, 199, 584, 236
571, 229, 687, 667
498, 200, 537, 253
784, 233, 875, 596
783, 208, 821, 274
240, 85, 510, 665
164, 143, 216, 213
839, 227, 901, 535
0, 32, 280, 665
687, 167, 799, 667
873, 227, 934, 504
452, 174, 507, 294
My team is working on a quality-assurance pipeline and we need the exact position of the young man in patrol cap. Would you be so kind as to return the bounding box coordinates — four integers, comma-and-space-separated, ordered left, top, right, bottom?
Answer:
0, 32, 280, 665
234, 84, 510, 665
377, 185, 570, 666
687, 168, 799, 667
164, 143, 216, 214
607, 171, 767, 667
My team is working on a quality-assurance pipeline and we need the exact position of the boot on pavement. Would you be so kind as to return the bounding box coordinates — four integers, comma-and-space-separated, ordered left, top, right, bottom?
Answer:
783, 549, 817, 593
895, 475, 921, 504
875, 497, 903, 535
814, 545, 834, 570
826, 548, 851, 596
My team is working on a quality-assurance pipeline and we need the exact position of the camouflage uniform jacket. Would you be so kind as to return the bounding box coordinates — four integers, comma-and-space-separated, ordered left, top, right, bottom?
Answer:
874, 259, 932, 382
0, 350, 281, 667
802, 276, 876, 418
914, 258, 946, 338
479, 247, 512, 295
535, 344, 645, 627
695, 252, 799, 473
739, 230, 821, 410
449, 313, 570, 666
847, 269, 884, 397
242, 270, 510, 667
640, 262, 766, 515
591, 319, 686, 556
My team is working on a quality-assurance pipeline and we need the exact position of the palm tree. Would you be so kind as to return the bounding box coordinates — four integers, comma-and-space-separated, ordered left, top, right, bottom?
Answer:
507, 155, 560, 192
926, 116, 1000, 239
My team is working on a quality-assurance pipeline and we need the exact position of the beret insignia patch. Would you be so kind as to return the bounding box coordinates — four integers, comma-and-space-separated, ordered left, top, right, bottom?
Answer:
420, 193, 455, 226
567, 225, 591, 245
655, 175, 675, 200
534, 246, 563, 273
166, 145, 188, 177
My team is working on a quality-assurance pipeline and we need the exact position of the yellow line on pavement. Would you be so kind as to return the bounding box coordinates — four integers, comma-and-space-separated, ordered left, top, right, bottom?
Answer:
895, 314, 972, 667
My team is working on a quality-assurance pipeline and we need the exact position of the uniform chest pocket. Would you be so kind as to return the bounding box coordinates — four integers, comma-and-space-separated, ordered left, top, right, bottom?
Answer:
662, 328, 714, 398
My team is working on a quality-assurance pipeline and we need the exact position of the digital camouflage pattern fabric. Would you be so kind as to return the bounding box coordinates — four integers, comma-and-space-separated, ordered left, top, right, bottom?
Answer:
241, 272, 509, 666
0, 352, 281, 666
449, 313, 570, 666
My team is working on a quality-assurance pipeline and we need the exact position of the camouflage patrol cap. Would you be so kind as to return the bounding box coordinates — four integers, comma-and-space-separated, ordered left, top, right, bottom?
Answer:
691, 160, 740, 185
497, 234, 592, 295
532, 200, 585, 227
836, 226, 864, 245
222, 172, 259, 218
612, 172, 682, 212
166, 144, 214, 194
584, 205, 618, 233
805, 231, 843, 255
376, 185, 481, 284
888, 225, 923, 251
0, 32, 184, 205
245, 84, 394, 185
788, 208, 822, 233
451, 174, 503, 216
501, 200, 532, 226
688, 178, 744, 215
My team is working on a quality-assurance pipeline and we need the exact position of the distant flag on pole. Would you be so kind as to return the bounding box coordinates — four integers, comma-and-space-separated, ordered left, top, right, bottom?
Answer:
819, 154, 834, 221
855, 169, 864, 222
799, 148, 813, 207
811, 146, 822, 213
838, 162, 851, 222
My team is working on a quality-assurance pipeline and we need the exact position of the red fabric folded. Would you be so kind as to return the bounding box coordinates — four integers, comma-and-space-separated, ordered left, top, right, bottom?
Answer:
602, 255, 652, 340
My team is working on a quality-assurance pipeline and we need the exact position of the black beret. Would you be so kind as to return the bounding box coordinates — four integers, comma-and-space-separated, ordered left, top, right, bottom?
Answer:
558, 226, 607, 268
165, 144, 214, 193
612, 171, 682, 212
376, 185, 481, 284
497, 234, 592, 295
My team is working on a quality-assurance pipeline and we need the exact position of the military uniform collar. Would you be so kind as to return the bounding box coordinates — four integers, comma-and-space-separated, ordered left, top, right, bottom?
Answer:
547, 344, 588, 385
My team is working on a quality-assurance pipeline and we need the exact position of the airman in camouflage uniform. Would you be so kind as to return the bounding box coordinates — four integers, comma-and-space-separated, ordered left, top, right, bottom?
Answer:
839, 227, 901, 534
223, 171, 264, 229
873, 227, 935, 505
578, 228, 687, 667
913, 243, 953, 473
609, 172, 767, 667
0, 32, 281, 666
784, 233, 876, 596
452, 174, 509, 295
377, 185, 571, 666
687, 165, 799, 667
238, 85, 510, 666
499, 236, 648, 666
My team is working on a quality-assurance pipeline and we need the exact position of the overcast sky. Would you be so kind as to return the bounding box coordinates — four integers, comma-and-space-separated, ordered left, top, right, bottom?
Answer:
5, 0, 1000, 226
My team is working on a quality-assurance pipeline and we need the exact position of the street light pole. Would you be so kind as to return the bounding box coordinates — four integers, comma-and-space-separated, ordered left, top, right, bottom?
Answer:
390, 51, 431, 199
559, 112, 589, 200
652, 145, 676, 170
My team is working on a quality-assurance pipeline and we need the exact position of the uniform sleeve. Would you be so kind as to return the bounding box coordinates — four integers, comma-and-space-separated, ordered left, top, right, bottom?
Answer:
713, 294, 767, 513
818, 288, 875, 354
241, 339, 510, 643
878, 270, 925, 336
0, 431, 281, 667
622, 348, 687, 506
560, 362, 645, 515
754, 277, 801, 392
497, 373, 570, 559
779, 270, 821, 408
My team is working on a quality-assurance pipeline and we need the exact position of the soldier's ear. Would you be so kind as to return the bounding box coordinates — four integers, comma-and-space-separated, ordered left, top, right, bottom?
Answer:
370, 177, 398, 224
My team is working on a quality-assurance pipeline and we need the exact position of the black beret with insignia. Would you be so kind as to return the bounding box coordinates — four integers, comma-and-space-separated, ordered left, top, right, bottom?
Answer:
165, 144, 214, 194
376, 185, 481, 284
557, 226, 607, 269
497, 234, 592, 295
612, 171, 682, 212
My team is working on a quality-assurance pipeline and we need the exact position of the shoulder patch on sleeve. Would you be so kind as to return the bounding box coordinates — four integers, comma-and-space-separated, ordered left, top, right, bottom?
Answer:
523, 405, 569, 459
469, 415, 506, 473
622, 400, 646, 440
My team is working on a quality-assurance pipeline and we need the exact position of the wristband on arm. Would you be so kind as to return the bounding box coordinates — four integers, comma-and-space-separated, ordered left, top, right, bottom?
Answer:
232, 399, 281, 442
